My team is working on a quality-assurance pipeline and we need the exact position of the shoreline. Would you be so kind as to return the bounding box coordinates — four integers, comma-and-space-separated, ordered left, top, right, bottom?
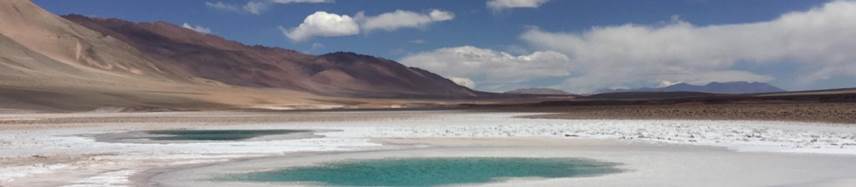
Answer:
138, 139, 679, 187
144, 138, 856, 187
4, 102, 856, 126
2, 110, 856, 186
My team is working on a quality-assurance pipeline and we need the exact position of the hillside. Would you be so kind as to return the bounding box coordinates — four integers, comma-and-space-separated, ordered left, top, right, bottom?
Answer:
0, 0, 482, 112
0, 0, 492, 111
64, 15, 479, 98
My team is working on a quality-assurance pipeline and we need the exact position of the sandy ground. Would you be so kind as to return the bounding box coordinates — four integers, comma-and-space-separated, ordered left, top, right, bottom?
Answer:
1, 110, 856, 187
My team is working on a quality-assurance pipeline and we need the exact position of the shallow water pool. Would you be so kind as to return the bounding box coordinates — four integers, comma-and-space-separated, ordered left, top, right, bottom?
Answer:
146, 129, 311, 141
224, 157, 621, 186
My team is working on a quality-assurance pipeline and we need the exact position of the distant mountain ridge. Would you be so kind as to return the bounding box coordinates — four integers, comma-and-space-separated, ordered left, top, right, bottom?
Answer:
599, 81, 786, 94
504, 88, 570, 95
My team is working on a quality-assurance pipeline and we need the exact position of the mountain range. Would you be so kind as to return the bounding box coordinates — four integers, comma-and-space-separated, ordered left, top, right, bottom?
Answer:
598, 82, 786, 94
0, 0, 842, 113
504, 88, 571, 95
64, 15, 478, 98
0, 0, 478, 112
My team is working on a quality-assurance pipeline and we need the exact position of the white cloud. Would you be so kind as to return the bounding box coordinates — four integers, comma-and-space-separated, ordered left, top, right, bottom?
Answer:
181, 23, 212, 34
400, 46, 571, 91
283, 9, 454, 41
271, 0, 332, 3
487, 0, 550, 10
242, 1, 268, 15
281, 11, 360, 42
357, 9, 454, 32
310, 42, 325, 50
205, 1, 240, 12
206, 0, 332, 15
518, 1, 856, 92
449, 77, 476, 89
429, 9, 455, 21
657, 80, 682, 88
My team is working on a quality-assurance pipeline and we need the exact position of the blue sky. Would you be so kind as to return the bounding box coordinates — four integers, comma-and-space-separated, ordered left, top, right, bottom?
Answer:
34, 0, 855, 92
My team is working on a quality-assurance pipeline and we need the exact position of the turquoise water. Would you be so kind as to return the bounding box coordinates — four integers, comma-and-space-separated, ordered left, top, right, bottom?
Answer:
225, 157, 621, 186
146, 129, 309, 141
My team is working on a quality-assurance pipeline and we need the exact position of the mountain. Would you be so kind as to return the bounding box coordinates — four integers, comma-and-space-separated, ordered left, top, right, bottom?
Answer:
0, 0, 181, 82
0, 0, 224, 111
663, 82, 785, 94
504, 88, 570, 95
0, 0, 476, 112
63, 15, 478, 98
661, 82, 786, 94
598, 82, 786, 94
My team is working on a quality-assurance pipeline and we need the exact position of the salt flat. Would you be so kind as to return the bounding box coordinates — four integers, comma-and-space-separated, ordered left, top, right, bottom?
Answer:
153, 139, 856, 187
1, 111, 856, 187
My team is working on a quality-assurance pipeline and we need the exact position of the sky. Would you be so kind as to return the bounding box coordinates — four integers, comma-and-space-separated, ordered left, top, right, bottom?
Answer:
34, 0, 856, 93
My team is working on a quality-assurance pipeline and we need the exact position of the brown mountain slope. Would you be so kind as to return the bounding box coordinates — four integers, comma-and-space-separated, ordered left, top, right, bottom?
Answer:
0, 0, 184, 84
0, 0, 487, 112
64, 15, 480, 98
0, 0, 352, 112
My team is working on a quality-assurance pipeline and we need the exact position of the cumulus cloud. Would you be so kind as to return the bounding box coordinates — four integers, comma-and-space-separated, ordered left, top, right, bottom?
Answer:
356, 9, 454, 32
400, 46, 571, 91
281, 11, 360, 42
517, 1, 856, 92
181, 23, 212, 34
356, 9, 455, 32
206, 0, 332, 15
283, 9, 454, 41
487, 0, 550, 10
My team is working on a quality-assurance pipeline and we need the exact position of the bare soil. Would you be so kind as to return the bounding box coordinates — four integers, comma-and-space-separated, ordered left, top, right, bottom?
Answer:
514, 103, 856, 124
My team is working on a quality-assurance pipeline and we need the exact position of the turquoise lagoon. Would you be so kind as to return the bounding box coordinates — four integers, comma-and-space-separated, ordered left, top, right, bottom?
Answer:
225, 157, 621, 186
146, 129, 310, 141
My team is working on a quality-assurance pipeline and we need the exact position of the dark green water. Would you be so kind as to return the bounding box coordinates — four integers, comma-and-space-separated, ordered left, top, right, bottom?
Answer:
146, 129, 309, 141
224, 157, 621, 186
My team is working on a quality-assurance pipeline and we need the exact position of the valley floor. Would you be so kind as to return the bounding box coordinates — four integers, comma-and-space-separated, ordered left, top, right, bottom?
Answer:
488, 102, 856, 124
1, 111, 856, 186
